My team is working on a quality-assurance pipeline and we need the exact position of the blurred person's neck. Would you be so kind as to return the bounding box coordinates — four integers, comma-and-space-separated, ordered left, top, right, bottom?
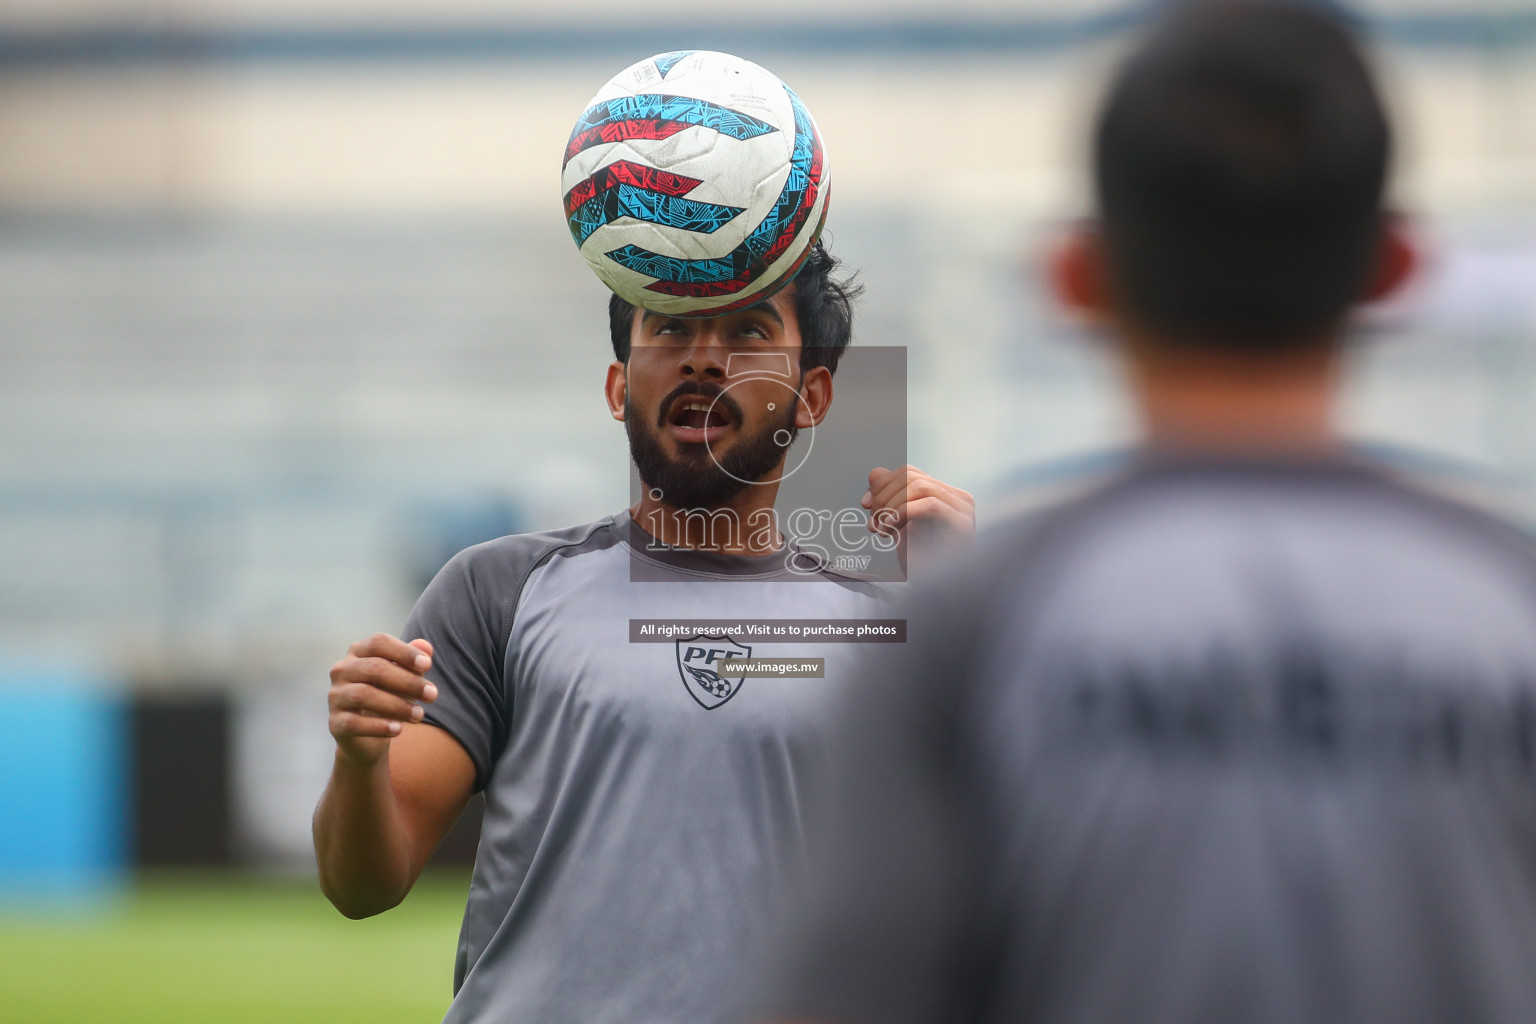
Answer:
1122, 329, 1344, 458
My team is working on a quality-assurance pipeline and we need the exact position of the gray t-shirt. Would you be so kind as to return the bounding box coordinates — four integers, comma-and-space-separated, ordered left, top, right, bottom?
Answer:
403, 512, 886, 1024
764, 457, 1536, 1024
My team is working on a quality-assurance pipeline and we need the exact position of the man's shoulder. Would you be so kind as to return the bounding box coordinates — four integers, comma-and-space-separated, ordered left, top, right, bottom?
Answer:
799, 560, 896, 598
448, 516, 624, 577
423, 516, 625, 616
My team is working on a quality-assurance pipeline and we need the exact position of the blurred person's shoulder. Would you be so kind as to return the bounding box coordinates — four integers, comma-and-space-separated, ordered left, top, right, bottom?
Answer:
1358, 442, 1536, 552
985, 445, 1536, 532
933, 448, 1536, 609
980, 448, 1133, 529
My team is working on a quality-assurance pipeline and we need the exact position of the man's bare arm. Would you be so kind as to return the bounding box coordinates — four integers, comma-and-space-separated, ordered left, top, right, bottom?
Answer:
313, 633, 477, 919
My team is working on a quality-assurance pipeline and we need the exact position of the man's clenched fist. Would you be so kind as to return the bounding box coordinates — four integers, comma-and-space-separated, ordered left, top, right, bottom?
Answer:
328, 633, 439, 765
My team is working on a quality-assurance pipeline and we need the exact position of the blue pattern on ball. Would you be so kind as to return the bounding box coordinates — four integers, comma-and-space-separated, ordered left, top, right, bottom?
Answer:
569, 186, 744, 246
602, 87, 817, 285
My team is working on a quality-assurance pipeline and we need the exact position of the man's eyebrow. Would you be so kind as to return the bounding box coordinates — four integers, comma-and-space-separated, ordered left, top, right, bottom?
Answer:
742, 302, 784, 327
640, 304, 783, 328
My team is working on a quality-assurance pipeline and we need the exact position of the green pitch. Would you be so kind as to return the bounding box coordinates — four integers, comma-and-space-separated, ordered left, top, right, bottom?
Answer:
0, 870, 468, 1024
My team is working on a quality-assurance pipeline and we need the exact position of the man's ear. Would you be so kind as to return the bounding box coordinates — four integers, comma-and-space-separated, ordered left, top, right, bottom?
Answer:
796, 365, 833, 429
605, 361, 627, 422
1048, 224, 1113, 322
1363, 216, 1418, 303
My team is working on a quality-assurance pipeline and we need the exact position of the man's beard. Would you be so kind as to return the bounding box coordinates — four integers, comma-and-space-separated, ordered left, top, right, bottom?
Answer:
628, 382, 799, 510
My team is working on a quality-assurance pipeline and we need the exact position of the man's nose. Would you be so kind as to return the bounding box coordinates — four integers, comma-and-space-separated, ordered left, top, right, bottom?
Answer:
678, 334, 728, 380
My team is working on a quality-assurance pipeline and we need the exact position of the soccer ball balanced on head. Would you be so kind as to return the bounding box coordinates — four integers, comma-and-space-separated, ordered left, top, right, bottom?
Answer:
562, 50, 829, 317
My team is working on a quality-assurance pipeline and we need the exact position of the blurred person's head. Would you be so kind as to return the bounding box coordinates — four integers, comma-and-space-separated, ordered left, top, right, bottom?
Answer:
604, 243, 860, 509
1053, 0, 1415, 450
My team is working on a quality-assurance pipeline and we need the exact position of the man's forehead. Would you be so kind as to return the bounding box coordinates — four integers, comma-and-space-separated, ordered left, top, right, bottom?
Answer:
639, 286, 795, 327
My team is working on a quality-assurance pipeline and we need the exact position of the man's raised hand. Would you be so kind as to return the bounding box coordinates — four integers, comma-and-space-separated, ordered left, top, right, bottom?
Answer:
328, 633, 439, 765
861, 465, 976, 575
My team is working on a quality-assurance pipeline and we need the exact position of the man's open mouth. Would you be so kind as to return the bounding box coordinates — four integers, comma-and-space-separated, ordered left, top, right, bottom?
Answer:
666, 394, 737, 445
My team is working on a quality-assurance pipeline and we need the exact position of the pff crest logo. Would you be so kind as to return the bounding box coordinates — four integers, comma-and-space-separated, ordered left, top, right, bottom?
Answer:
676, 634, 751, 710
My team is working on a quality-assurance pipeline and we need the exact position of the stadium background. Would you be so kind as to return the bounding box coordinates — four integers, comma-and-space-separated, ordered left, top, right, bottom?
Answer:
1, 1, 1533, 1020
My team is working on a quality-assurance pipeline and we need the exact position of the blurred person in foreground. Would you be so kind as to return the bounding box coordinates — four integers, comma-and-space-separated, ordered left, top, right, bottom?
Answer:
310, 238, 973, 1023
756, 3, 1536, 1024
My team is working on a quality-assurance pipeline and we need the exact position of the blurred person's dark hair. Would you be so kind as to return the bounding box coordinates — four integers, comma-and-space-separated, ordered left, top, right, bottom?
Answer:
1095, 0, 1390, 349
607, 241, 861, 373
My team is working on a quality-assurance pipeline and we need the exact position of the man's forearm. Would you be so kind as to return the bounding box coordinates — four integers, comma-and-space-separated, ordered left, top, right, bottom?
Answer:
314, 751, 417, 919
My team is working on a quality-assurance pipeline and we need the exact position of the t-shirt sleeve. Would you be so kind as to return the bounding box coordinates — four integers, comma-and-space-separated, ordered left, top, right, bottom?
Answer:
752, 583, 992, 1024
402, 546, 514, 792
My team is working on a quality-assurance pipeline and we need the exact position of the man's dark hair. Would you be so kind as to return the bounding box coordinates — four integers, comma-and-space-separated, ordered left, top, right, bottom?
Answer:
1095, 0, 1391, 349
607, 241, 860, 374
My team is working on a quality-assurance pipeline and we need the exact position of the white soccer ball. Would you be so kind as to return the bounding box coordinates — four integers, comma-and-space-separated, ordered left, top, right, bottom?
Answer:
561, 50, 831, 318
